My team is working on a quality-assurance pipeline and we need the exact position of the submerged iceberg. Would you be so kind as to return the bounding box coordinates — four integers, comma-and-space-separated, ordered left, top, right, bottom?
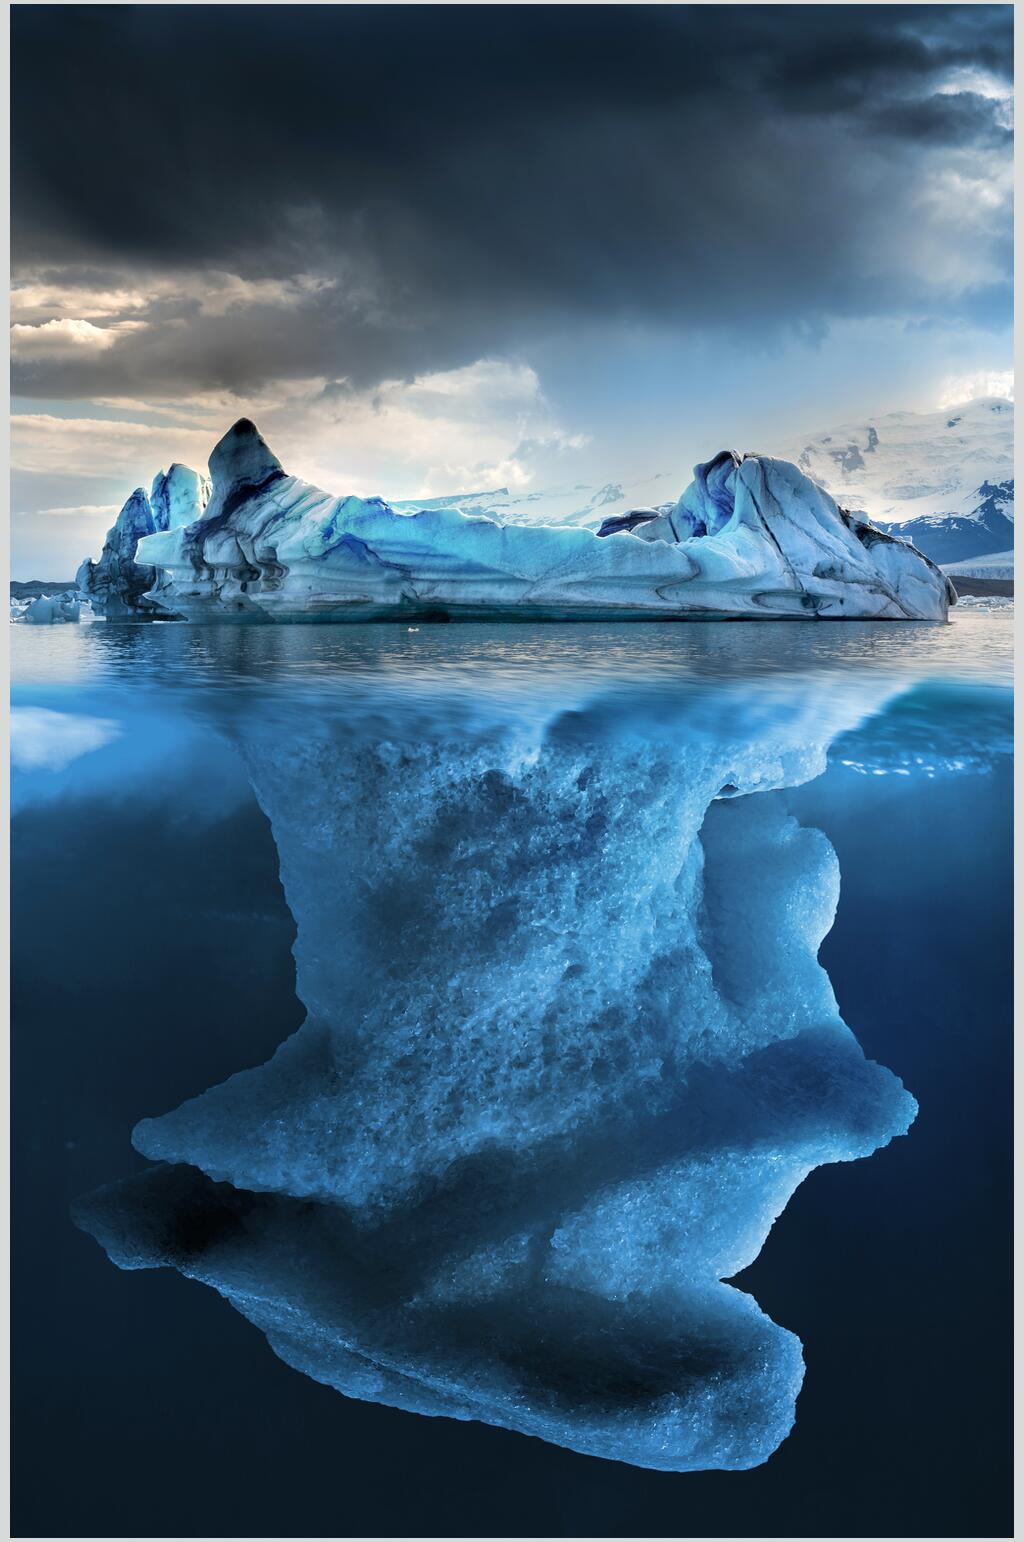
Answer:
77, 464, 210, 618
76, 680, 916, 1471
79, 419, 952, 622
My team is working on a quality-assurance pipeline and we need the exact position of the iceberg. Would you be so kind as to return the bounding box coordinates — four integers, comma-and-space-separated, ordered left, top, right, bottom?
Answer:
77, 464, 210, 618
76, 679, 916, 1472
117, 420, 952, 621
21, 590, 81, 624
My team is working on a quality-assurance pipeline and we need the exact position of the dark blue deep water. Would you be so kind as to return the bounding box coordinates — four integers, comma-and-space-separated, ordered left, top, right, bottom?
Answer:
12, 615, 1012, 1537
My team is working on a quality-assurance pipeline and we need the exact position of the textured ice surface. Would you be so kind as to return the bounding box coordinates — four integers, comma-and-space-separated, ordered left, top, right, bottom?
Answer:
76, 680, 916, 1472
21, 591, 81, 624
122, 420, 952, 620
77, 464, 210, 618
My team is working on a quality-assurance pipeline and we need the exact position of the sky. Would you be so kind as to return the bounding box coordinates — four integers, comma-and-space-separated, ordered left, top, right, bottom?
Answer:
11, 3, 1014, 577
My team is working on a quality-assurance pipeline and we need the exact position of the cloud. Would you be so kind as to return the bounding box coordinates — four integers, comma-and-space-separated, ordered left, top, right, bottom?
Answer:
10, 317, 146, 358
14, 503, 120, 520
865, 89, 1012, 146
937, 369, 1015, 408
319, 360, 589, 496
10, 358, 585, 502
286, 358, 586, 498
10, 413, 215, 479
10, 282, 153, 321
9, 271, 336, 325
10, 6, 1012, 402
193, 272, 337, 317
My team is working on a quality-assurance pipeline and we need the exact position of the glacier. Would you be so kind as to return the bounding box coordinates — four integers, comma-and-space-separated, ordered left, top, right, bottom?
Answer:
77, 419, 953, 622
75, 677, 917, 1472
942, 550, 1014, 582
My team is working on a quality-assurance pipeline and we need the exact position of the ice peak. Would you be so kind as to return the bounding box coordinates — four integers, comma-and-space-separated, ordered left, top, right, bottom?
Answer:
150, 463, 211, 534
227, 415, 260, 438
120, 487, 155, 528
209, 418, 283, 497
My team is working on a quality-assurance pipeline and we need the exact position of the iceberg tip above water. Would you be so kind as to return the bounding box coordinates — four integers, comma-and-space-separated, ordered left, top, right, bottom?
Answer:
77, 419, 953, 623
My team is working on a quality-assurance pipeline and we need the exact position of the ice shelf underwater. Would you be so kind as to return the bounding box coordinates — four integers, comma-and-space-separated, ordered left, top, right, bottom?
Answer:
77, 419, 955, 622
75, 678, 917, 1472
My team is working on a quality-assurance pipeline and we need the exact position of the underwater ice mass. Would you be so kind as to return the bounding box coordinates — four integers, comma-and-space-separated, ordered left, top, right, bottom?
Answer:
75, 675, 917, 1473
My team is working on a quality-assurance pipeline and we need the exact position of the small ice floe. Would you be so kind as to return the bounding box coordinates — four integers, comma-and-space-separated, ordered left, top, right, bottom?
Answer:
19, 592, 81, 625
954, 593, 1014, 611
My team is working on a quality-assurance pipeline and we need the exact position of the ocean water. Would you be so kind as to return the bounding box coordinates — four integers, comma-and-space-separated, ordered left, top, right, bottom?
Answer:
11, 613, 1012, 1537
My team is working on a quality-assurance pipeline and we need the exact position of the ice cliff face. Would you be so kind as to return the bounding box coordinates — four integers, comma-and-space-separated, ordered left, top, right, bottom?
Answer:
602, 449, 955, 618
123, 420, 952, 621
76, 464, 210, 618
76, 680, 916, 1471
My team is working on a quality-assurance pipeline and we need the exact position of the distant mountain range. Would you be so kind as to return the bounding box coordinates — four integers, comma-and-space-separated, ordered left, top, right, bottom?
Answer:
875, 480, 1013, 567
791, 397, 1013, 567
392, 471, 680, 530
10, 579, 76, 599
401, 397, 1013, 571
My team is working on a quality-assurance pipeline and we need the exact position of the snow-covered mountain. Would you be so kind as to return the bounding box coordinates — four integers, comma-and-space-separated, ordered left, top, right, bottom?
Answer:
393, 471, 680, 529
791, 397, 1013, 565
395, 398, 1013, 567
876, 479, 1014, 568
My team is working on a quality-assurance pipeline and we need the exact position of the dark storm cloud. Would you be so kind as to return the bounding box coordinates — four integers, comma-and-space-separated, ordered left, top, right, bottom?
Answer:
11, 4, 1013, 397
866, 90, 1012, 146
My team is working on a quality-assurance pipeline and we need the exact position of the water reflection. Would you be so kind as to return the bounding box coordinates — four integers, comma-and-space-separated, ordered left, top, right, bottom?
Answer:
11, 609, 1014, 699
